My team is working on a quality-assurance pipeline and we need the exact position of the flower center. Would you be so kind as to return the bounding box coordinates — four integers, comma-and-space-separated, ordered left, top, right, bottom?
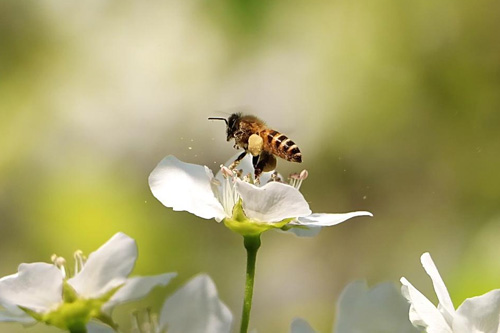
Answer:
51, 250, 87, 279
213, 164, 309, 219
212, 165, 241, 217
131, 308, 159, 333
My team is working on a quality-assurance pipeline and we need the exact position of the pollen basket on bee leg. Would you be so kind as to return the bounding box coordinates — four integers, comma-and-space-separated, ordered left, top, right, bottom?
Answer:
248, 134, 263, 156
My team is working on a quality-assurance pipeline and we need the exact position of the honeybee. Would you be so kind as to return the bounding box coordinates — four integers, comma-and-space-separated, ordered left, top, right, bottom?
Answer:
209, 113, 302, 180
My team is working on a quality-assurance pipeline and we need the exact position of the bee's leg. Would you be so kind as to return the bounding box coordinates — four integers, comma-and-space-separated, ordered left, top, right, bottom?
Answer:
251, 155, 260, 168
252, 154, 266, 184
253, 152, 276, 184
254, 170, 263, 184
252, 155, 261, 183
229, 151, 247, 170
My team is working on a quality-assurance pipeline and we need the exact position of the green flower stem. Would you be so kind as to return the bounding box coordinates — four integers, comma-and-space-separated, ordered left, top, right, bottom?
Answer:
68, 324, 87, 333
240, 234, 261, 333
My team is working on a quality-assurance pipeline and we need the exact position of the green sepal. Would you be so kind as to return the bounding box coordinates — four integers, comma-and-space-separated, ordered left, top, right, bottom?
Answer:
42, 298, 95, 332
280, 224, 309, 232
35, 283, 123, 332
94, 313, 119, 331
18, 306, 43, 322
223, 199, 294, 237
63, 281, 79, 303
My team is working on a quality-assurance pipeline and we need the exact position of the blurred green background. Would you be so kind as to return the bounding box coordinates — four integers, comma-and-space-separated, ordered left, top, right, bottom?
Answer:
1, 0, 500, 331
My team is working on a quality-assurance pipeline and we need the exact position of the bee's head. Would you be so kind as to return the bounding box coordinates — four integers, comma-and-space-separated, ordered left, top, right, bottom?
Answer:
226, 113, 241, 141
208, 113, 241, 141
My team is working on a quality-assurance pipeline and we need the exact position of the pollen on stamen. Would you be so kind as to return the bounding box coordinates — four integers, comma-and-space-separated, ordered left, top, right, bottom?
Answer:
288, 173, 300, 187
51, 254, 67, 278
288, 169, 308, 190
242, 173, 253, 183
234, 168, 243, 178
220, 165, 234, 178
131, 310, 141, 333
131, 308, 158, 333
269, 171, 282, 183
74, 250, 86, 275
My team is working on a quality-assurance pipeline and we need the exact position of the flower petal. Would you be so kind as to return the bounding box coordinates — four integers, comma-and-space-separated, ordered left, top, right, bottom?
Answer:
290, 317, 316, 333
453, 289, 500, 333
102, 272, 177, 314
285, 225, 322, 237
292, 211, 373, 227
149, 155, 226, 221
420, 253, 456, 324
335, 280, 419, 333
0, 309, 35, 325
400, 277, 452, 332
68, 232, 137, 298
159, 274, 232, 333
0, 263, 63, 314
86, 321, 116, 333
235, 179, 311, 222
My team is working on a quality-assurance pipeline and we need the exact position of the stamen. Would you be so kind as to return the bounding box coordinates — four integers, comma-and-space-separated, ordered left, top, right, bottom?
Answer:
150, 313, 159, 333
221, 165, 234, 178
269, 171, 282, 183
221, 176, 236, 217
51, 255, 67, 279
288, 169, 308, 190
73, 250, 86, 275
130, 308, 158, 333
143, 307, 157, 333
131, 310, 141, 333
234, 168, 243, 178
288, 173, 300, 188
242, 173, 253, 184
211, 178, 221, 187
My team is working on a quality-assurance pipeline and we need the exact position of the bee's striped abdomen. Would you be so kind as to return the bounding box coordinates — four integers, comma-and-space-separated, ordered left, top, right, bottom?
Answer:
261, 129, 302, 163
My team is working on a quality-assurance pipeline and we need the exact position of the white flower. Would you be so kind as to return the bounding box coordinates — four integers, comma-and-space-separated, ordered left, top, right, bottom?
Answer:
290, 317, 316, 333
149, 154, 372, 235
334, 280, 420, 333
289, 281, 419, 333
86, 321, 116, 333
149, 155, 311, 223
129, 274, 232, 333
158, 274, 232, 333
401, 252, 500, 333
0, 232, 176, 331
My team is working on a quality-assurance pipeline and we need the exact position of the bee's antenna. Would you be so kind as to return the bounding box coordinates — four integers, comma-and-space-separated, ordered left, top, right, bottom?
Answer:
208, 117, 228, 126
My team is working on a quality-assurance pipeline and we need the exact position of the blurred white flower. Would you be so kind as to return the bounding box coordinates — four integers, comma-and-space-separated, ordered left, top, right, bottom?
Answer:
0, 232, 176, 331
130, 274, 232, 333
158, 274, 232, 333
87, 321, 116, 333
290, 280, 419, 333
290, 317, 317, 333
335, 280, 420, 333
401, 252, 500, 333
149, 154, 371, 236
